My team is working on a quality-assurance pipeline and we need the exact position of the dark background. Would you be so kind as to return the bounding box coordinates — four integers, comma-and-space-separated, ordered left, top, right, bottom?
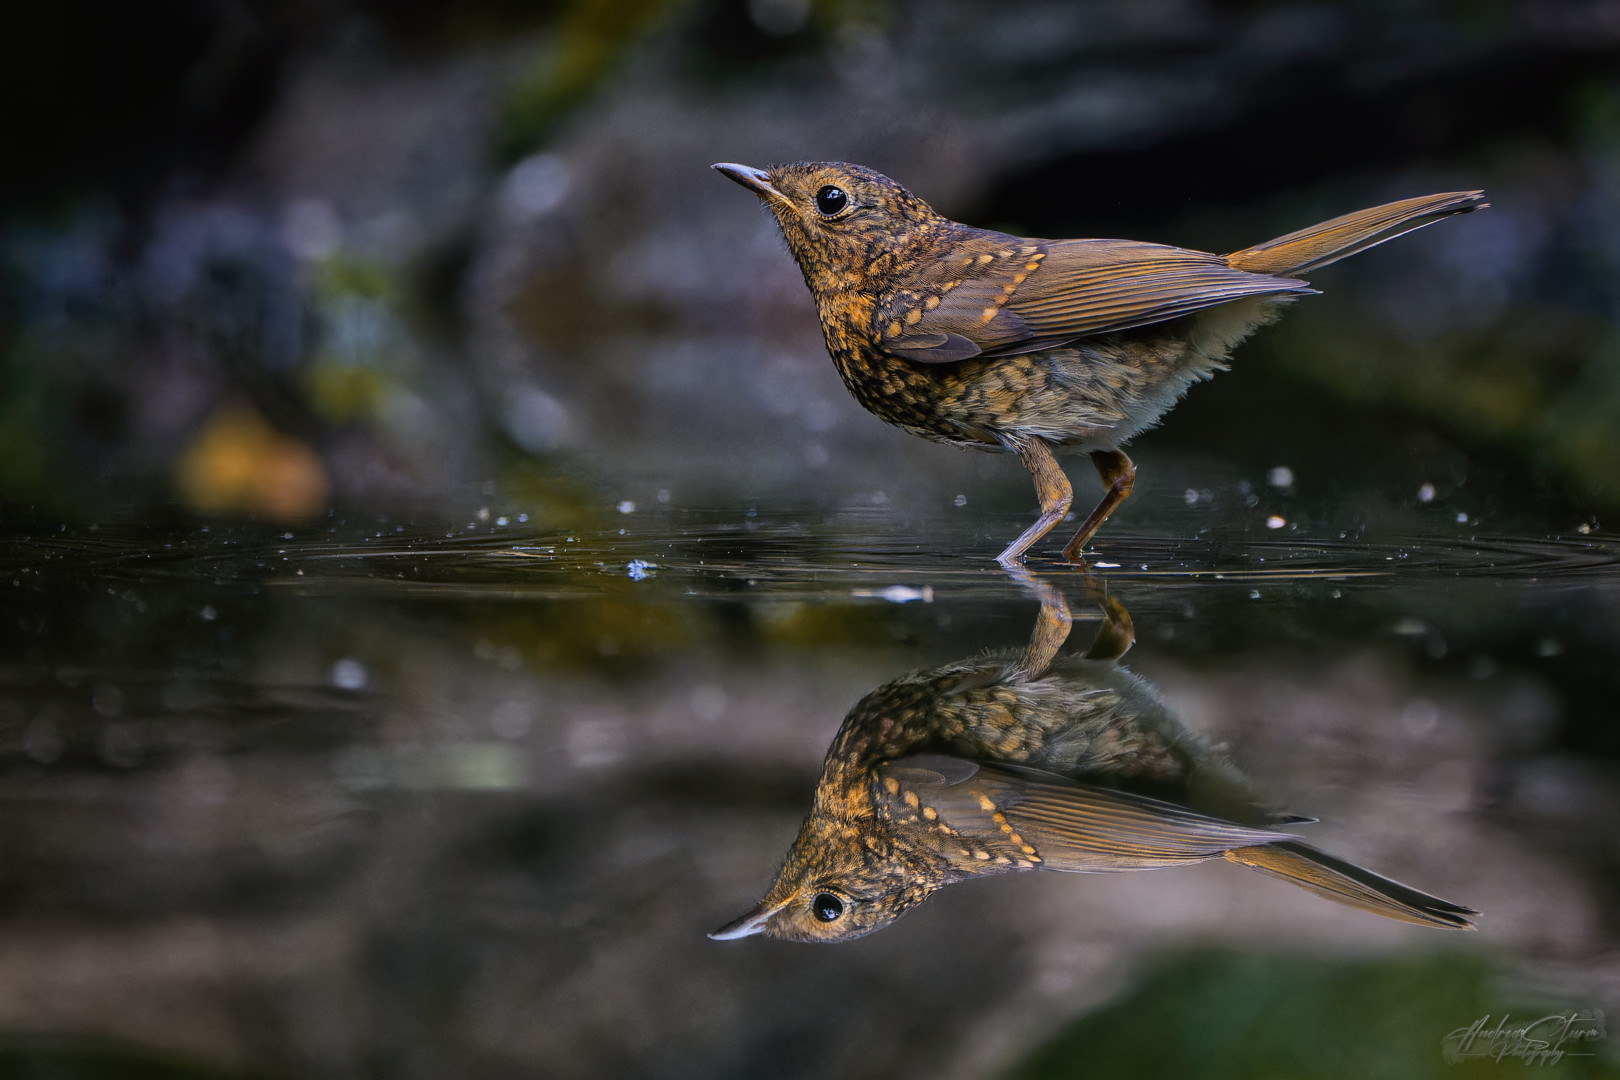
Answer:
3, 2, 1620, 1078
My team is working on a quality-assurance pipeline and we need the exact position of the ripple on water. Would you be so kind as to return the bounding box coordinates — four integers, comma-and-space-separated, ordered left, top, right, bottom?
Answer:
4, 513, 1617, 601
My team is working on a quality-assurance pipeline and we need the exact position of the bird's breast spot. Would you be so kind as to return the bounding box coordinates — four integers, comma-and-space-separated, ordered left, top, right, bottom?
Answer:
976, 254, 993, 264
972, 850, 991, 861
922, 806, 937, 821
883, 777, 900, 796
976, 793, 996, 812
903, 791, 920, 809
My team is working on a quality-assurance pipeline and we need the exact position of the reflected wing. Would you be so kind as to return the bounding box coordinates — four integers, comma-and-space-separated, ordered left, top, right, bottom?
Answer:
881, 238, 1316, 364
879, 754, 1296, 872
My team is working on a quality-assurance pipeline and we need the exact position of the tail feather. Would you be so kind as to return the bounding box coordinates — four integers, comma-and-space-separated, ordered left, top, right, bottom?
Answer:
1224, 840, 1478, 930
1227, 191, 1488, 277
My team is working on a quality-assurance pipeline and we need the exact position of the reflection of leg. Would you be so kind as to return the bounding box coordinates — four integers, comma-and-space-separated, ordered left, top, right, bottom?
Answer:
1008, 584, 1072, 682
1083, 594, 1135, 661
996, 436, 1073, 566
1061, 449, 1136, 561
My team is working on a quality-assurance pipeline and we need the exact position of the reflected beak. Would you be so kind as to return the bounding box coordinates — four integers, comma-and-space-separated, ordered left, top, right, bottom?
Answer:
712, 162, 783, 203
707, 898, 788, 941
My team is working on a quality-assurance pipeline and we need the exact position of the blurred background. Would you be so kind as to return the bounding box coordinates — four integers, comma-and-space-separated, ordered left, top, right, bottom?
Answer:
5, 0, 1620, 521
3, 0, 1620, 1077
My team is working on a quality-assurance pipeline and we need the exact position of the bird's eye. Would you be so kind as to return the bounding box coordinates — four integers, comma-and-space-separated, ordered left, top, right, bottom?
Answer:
814, 186, 849, 217
811, 892, 844, 921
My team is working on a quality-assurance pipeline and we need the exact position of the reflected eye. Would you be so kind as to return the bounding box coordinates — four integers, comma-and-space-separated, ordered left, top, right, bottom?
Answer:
814, 186, 849, 217
811, 892, 844, 921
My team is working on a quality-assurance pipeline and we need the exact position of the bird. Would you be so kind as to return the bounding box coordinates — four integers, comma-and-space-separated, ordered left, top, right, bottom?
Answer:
709, 590, 1477, 943
713, 161, 1487, 564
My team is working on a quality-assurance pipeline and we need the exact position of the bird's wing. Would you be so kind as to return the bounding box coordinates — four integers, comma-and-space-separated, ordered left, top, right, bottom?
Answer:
879, 238, 1316, 365
878, 754, 1296, 873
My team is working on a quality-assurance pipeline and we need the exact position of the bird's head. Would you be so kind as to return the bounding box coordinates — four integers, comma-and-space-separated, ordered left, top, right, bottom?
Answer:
712, 161, 943, 297
707, 810, 932, 944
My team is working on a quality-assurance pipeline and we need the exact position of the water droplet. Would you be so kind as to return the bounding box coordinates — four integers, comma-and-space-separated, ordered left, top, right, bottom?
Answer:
331, 658, 368, 691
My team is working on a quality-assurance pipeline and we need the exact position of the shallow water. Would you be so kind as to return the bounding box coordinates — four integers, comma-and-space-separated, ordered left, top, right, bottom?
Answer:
2, 507, 1617, 1077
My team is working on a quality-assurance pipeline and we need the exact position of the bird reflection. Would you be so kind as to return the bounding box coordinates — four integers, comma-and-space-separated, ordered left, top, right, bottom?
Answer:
712, 587, 1476, 943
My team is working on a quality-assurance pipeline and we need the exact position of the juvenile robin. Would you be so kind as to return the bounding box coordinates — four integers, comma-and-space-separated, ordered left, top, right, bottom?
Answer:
710, 592, 1477, 942
714, 161, 1486, 564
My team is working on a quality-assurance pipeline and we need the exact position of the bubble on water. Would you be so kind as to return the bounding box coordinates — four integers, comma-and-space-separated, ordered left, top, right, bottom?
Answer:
690, 684, 728, 722
567, 719, 624, 768
1534, 636, 1563, 658
1455, 511, 1469, 524
200, 605, 217, 621
496, 516, 509, 527
331, 658, 368, 691
1418, 483, 1436, 503
502, 153, 571, 218
954, 494, 968, 507
852, 585, 933, 603
617, 500, 635, 514
1267, 466, 1294, 488
1401, 698, 1441, 736
1183, 489, 1199, 506
627, 559, 655, 581
282, 198, 341, 261
1265, 515, 1286, 529
503, 385, 570, 453
491, 700, 534, 740
1249, 589, 1262, 600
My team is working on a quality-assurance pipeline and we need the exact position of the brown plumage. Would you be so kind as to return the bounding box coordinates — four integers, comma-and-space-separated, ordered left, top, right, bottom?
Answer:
714, 161, 1487, 563
710, 594, 1477, 943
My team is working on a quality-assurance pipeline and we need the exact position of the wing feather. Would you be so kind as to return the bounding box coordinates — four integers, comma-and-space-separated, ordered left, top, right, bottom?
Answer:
881, 238, 1315, 365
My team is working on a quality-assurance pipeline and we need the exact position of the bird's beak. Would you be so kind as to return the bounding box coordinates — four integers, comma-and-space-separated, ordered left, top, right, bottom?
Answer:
712, 162, 783, 203
707, 897, 789, 941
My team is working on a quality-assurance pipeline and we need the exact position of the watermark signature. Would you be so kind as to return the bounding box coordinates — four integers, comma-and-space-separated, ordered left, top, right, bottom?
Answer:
1443, 1011, 1606, 1065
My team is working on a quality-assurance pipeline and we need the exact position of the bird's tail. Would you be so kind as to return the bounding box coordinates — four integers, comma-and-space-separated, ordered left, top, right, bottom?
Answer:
1224, 840, 1478, 929
1226, 192, 1488, 277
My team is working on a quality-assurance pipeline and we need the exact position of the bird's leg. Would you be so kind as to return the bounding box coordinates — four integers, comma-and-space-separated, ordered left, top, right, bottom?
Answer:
1082, 594, 1135, 661
1061, 449, 1136, 561
996, 436, 1072, 567
1007, 582, 1073, 682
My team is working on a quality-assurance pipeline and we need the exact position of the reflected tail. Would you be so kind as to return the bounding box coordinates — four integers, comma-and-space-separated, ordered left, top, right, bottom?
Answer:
1224, 840, 1478, 930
